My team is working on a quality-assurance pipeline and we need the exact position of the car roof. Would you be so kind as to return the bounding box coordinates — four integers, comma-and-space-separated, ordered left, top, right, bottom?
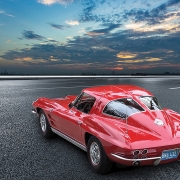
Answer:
83, 85, 153, 100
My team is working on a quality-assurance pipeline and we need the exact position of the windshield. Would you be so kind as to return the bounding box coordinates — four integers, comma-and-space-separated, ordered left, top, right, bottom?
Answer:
140, 96, 162, 110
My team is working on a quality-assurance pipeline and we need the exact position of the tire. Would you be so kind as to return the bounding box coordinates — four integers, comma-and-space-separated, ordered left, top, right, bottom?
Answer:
39, 110, 54, 138
87, 136, 112, 174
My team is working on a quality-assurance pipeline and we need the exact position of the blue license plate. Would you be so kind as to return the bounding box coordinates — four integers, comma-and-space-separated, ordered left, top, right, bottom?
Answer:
161, 149, 180, 160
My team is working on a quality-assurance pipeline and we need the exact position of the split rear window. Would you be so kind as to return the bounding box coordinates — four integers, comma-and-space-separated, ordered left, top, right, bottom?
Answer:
103, 98, 144, 119
140, 96, 162, 110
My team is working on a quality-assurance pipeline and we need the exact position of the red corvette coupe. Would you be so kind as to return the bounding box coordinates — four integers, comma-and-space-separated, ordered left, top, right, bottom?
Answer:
32, 85, 180, 174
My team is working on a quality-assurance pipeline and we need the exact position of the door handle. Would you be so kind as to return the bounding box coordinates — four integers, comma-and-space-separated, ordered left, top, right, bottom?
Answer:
49, 108, 53, 112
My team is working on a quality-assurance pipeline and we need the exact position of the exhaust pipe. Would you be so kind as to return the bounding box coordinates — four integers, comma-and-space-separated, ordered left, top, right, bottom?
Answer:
133, 161, 141, 166
154, 158, 161, 166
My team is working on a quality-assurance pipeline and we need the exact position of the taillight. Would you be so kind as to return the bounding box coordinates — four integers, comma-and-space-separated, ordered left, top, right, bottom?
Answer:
133, 150, 140, 156
142, 149, 148, 154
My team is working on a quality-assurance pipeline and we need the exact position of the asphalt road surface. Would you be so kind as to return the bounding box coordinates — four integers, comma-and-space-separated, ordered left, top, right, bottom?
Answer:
1, 77, 180, 180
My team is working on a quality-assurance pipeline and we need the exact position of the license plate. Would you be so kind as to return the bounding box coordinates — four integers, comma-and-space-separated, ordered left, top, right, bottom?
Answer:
161, 149, 180, 160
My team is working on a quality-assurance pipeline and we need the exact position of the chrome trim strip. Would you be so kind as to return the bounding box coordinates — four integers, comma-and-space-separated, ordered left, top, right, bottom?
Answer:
111, 153, 161, 161
51, 127, 87, 152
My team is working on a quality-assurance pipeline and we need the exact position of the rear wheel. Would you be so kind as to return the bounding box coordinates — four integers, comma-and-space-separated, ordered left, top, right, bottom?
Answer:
87, 136, 112, 174
39, 110, 54, 138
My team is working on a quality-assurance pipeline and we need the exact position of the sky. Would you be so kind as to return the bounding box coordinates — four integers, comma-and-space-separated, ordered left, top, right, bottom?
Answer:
0, 0, 180, 75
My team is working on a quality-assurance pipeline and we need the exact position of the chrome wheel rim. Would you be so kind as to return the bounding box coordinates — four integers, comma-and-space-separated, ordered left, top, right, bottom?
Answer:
90, 142, 100, 166
40, 114, 46, 132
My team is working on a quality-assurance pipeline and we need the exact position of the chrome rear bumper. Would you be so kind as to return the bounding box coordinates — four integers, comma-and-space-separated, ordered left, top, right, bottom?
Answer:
111, 153, 162, 166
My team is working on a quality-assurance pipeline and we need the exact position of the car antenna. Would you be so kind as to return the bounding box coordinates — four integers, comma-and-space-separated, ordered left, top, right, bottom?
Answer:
126, 106, 128, 134
126, 98, 131, 135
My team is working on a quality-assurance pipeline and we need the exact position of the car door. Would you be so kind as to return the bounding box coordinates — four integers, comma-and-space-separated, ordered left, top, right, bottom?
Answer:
65, 107, 85, 143
49, 107, 83, 143
65, 93, 96, 143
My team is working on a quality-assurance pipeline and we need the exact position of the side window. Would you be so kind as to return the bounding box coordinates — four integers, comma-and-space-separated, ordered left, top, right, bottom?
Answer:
103, 98, 144, 118
74, 93, 96, 114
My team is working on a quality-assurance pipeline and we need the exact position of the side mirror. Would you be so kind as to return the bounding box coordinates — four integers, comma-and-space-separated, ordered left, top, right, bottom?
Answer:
68, 102, 73, 108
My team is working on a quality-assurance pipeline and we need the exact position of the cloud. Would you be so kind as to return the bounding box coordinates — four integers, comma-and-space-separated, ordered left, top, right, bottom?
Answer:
113, 67, 123, 70
21, 30, 45, 40
1, 22, 180, 74
6, 40, 17, 44
100, 0, 106, 5
125, 23, 145, 30
86, 31, 105, 36
100, 23, 121, 33
91, 46, 115, 52
0, 10, 15, 17
152, 0, 180, 15
117, 58, 162, 63
49, 23, 65, 30
123, 0, 180, 27
117, 52, 137, 59
78, 0, 97, 22
86, 23, 121, 36
15, 57, 33, 61
117, 59, 143, 63
65, 20, 79, 26
126, 21, 180, 33
146, 58, 162, 62
37, 0, 73, 5
78, 0, 122, 24
66, 36, 74, 39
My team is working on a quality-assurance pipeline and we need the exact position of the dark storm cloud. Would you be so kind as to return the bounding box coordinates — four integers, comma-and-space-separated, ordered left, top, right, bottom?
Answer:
22, 30, 45, 40
49, 23, 67, 30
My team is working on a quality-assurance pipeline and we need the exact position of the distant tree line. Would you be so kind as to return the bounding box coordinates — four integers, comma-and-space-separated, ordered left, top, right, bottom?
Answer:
0, 70, 23, 75
0, 70, 14, 75
81, 71, 180, 76
1, 69, 180, 76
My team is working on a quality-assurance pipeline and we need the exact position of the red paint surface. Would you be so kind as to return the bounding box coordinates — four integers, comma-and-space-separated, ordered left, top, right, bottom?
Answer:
32, 85, 180, 166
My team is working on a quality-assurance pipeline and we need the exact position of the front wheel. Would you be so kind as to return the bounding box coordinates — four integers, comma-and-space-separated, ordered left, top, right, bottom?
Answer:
87, 136, 112, 174
39, 110, 54, 138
